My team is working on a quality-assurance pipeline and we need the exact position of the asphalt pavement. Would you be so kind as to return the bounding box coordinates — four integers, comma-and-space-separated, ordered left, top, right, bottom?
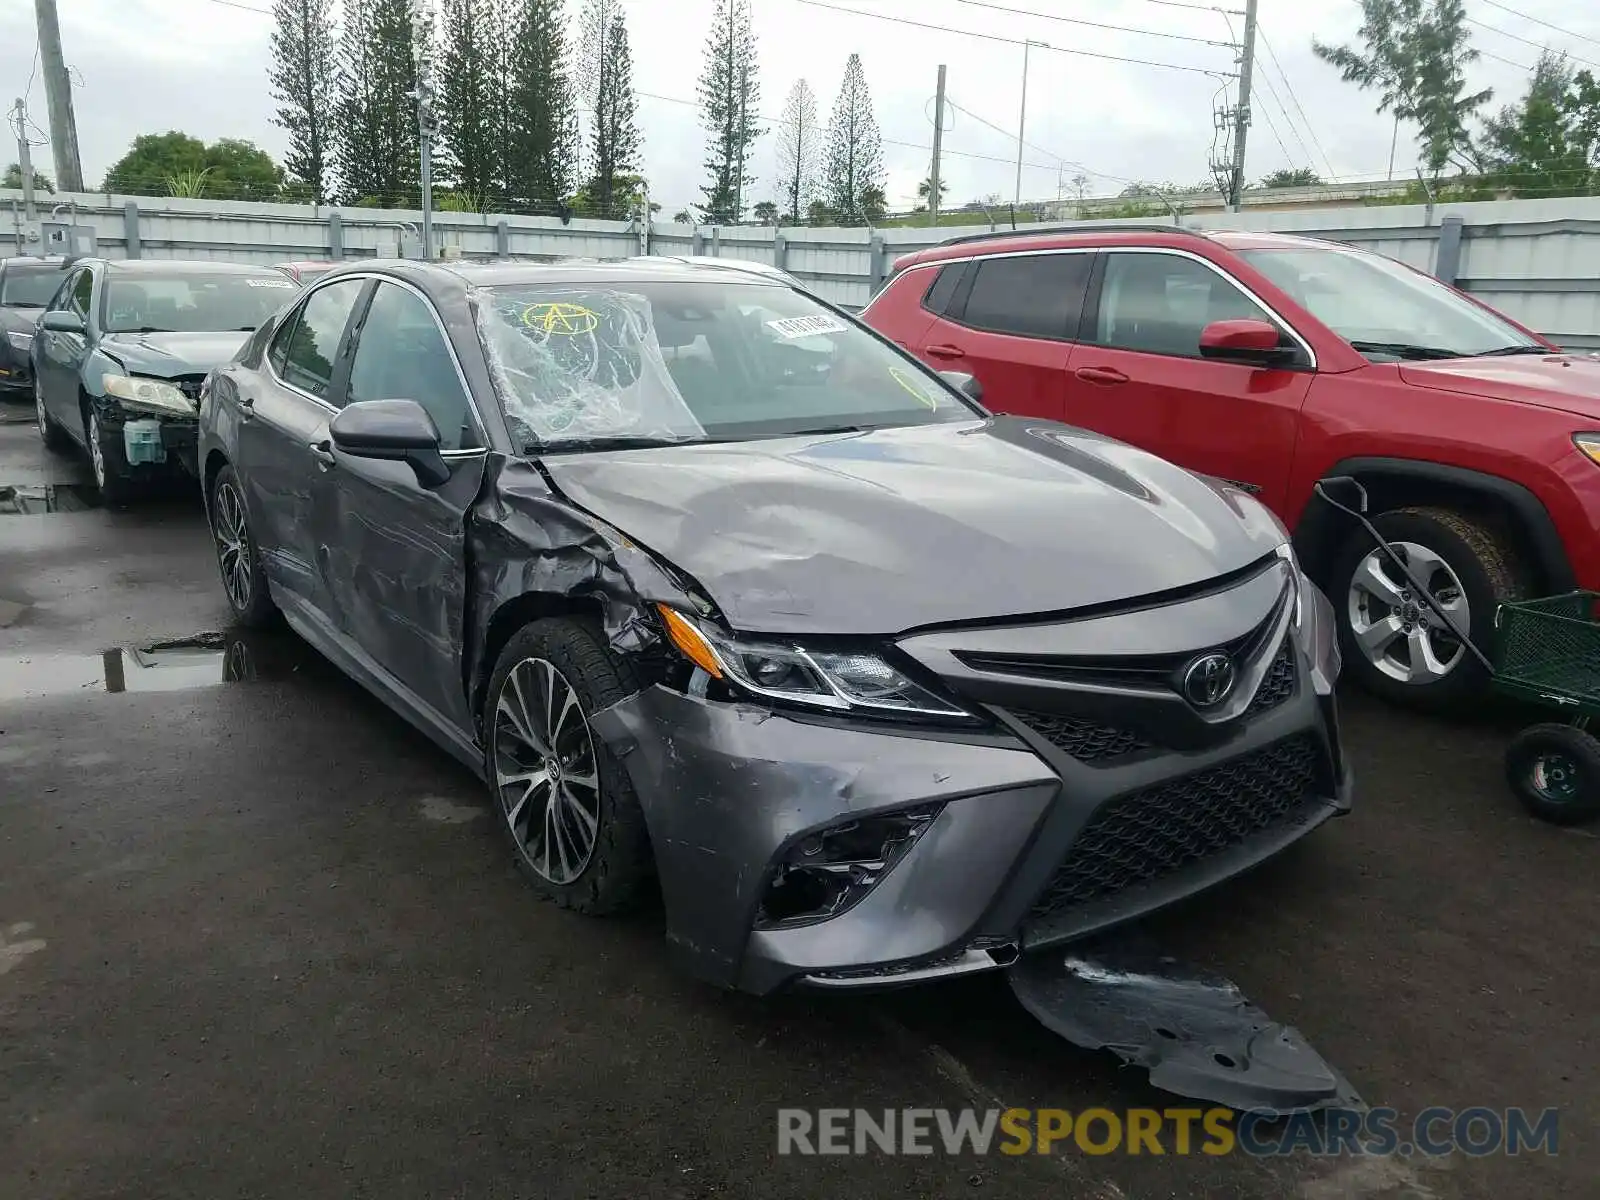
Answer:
1, 403, 1595, 1200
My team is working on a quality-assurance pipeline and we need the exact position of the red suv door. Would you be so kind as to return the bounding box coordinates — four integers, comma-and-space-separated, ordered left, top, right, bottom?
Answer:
906, 250, 1093, 422
1063, 249, 1315, 510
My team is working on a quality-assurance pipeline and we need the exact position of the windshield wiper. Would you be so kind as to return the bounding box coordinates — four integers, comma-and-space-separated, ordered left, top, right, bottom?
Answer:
527, 434, 722, 454
1476, 345, 1552, 357
115, 326, 176, 334
1348, 340, 1462, 361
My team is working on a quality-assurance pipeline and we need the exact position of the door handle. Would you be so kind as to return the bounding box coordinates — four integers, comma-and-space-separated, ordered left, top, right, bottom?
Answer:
309, 439, 336, 469
239, 394, 256, 420
925, 344, 966, 360
1074, 366, 1129, 386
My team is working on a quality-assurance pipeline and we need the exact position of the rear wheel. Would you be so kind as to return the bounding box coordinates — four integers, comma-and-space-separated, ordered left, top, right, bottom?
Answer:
34, 380, 70, 451
1505, 724, 1600, 825
1329, 506, 1525, 709
483, 618, 654, 914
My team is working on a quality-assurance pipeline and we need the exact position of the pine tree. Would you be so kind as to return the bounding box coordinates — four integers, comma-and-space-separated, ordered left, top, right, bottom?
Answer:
333, 0, 425, 207
582, 7, 641, 218
505, 0, 580, 213
437, 0, 499, 204
696, 0, 763, 223
268, 0, 338, 202
577, 0, 622, 157
774, 79, 819, 224
822, 54, 884, 224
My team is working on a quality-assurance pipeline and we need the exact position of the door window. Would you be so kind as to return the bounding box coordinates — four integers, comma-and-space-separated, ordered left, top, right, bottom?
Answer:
346, 282, 478, 451
1091, 252, 1274, 358
68, 269, 94, 320
921, 263, 966, 315
272, 279, 366, 401
953, 253, 1092, 340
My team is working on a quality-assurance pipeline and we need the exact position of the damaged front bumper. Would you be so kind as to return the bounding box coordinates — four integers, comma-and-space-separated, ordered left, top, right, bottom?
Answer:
95, 398, 200, 477
591, 650, 1351, 996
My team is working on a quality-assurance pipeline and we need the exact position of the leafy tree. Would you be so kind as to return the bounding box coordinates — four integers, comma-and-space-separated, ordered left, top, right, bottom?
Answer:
1257, 167, 1323, 188
752, 200, 779, 224
822, 54, 884, 225
268, 0, 338, 202
913, 175, 949, 212
697, 0, 763, 223
505, 0, 580, 212
580, 6, 642, 219
571, 172, 657, 218
437, 0, 501, 204
103, 133, 284, 201
673, 209, 694, 224
333, 0, 425, 208
1480, 53, 1599, 197
774, 79, 819, 223
1313, 0, 1490, 178
3, 163, 53, 193
805, 198, 837, 225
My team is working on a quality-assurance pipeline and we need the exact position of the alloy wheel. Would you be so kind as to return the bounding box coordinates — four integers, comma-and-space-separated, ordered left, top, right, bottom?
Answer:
1346, 540, 1470, 685
88, 411, 107, 489
212, 480, 254, 612
34, 383, 48, 441
492, 657, 602, 885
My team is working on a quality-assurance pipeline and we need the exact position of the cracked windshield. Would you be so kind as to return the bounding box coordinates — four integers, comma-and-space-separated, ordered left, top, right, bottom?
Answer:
475, 280, 973, 447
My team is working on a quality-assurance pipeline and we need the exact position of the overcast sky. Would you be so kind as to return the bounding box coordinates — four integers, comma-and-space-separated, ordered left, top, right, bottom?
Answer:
3, 0, 1599, 215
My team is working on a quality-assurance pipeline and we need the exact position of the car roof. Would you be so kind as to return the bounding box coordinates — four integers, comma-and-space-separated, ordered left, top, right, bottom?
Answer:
102, 258, 289, 275
0, 255, 72, 271
893, 224, 1346, 270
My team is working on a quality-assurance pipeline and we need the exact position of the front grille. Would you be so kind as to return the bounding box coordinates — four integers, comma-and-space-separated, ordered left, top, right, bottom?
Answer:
173, 376, 205, 403
1009, 710, 1150, 763
1244, 639, 1296, 716
1028, 733, 1325, 915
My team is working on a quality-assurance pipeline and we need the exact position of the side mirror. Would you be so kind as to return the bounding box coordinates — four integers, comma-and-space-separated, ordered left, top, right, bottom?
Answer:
940, 370, 983, 403
1198, 318, 1297, 368
40, 310, 84, 334
329, 399, 451, 488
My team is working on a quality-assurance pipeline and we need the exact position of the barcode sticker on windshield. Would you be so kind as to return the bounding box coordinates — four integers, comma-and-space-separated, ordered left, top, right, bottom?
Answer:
766, 314, 848, 339
247, 278, 296, 288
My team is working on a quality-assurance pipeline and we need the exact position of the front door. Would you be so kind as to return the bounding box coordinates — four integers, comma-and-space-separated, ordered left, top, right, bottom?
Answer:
36, 267, 95, 434
320, 279, 488, 730
236, 276, 370, 622
1065, 250, 1314, 510
911, 250, 1093, 422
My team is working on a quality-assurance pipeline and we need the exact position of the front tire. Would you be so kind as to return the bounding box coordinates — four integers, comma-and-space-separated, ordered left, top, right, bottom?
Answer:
209, 464, 277, 627
484, 618, 654, 915
1329, 506, 1525, 709
85, 407, 137, 508
1505, 724, 1600, 825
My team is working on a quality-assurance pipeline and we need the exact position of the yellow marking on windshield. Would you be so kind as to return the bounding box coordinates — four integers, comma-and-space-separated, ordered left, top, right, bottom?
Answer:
889, 366, 940, 410
521, 302, 599, 335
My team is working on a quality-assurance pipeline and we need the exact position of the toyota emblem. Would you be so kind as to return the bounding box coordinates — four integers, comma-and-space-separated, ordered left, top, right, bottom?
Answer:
1181, 652, 1236, 708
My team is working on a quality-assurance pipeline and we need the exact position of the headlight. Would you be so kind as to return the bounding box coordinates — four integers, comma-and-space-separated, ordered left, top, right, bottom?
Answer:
6, 331, 31, 352
657, 605, 976, 722
1576, 433, 1600, 466
102, 373, 194, 417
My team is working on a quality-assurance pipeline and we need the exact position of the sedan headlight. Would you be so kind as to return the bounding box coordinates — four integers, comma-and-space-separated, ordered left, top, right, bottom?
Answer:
6, 331, 31, 352
102, 373, 195, 417
657, 605, 976, 722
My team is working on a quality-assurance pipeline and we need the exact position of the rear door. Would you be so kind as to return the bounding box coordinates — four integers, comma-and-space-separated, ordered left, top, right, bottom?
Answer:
237, 276, 370, 620
320, 279, 488, 730
910, 250, 1093, 422
1065, 249, 1314, 509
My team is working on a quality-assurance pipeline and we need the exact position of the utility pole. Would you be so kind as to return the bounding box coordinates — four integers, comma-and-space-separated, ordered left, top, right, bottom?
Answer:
1227, 0, 1258, 212
34, 0, 83, 193
412, 8, 436, 260
929, 64, 946, 227
13, 100, 38, 222
1013, 42, 1031, 212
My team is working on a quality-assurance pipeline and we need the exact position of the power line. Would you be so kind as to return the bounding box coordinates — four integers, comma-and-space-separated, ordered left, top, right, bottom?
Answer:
1129, 0, 1246, 12
1464, 14, 1600, 69
785, 0, 1236, 77
199, 0, 273, 13
1475, 0, 1600, 51
953, 0, 1237, 49
1250, 65, 1308, 170
1256, 25, 1339, 180
1477, 45, 1534, 70
943, 97, 1139, 186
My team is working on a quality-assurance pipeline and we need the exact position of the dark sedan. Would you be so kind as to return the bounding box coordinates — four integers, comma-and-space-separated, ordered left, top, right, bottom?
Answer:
198, 258, 1350, 998
31, 258, 299, 505
0, 255, 73, 399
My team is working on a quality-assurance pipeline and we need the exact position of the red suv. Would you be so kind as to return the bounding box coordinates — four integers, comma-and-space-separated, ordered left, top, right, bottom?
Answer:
862, 225, 1600, 708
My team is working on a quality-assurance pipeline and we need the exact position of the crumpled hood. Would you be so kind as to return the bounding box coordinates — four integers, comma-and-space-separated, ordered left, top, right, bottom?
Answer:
1399, 354, 1600, 420
99, 330, 250, 378
537, 416, 1287, 636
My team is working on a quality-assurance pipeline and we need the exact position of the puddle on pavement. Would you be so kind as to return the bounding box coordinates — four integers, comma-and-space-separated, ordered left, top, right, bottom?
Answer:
0, 629, 333, 702
0, 483, 102, 515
